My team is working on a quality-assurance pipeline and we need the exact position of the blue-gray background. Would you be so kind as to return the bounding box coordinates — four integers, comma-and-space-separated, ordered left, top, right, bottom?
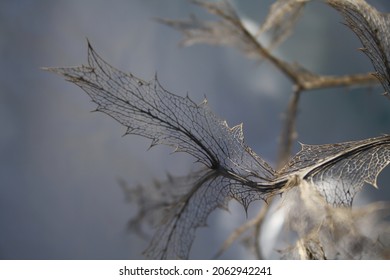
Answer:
1, 0, 389, 259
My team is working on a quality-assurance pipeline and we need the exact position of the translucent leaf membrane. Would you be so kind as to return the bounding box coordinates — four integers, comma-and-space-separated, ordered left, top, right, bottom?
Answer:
329, 0, 390, 97
143, 170, 270, 259
45, 43, 277, 259
46, 42, 390, 258
280, 135, 390, 206
47, 43, 275, 182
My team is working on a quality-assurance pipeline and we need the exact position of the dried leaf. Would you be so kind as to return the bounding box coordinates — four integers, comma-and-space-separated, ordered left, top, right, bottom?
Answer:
259, 0, 309, 49
328, 0, 390, 97
45, 43, 277, 259
119, 170, 204, 238
158, 0, 262, 59
143, 170, 270, 259
161, 0, 378, 91
280, 135, 390, 206
45, 43, 389, 259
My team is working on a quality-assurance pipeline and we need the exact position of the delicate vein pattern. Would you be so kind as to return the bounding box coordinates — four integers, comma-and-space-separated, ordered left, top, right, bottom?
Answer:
48, 43, 275, 182
280, 135, 390, 206
143, 170, 268, 259
329, 0, 390, 97
120, 170, 206, 238
45, 43, 277, 259
46, 42, 390, 259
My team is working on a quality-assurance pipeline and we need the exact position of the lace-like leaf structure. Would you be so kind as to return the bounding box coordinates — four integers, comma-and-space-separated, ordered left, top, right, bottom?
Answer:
279, 135, 390, 207
46, 43, 277, 259
329, 0, 390, 97
46, 44, 389, 258
49, 43, 275, 182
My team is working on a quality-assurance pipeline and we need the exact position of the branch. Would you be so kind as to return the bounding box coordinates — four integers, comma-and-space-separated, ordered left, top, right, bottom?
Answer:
160, 0, 380, 92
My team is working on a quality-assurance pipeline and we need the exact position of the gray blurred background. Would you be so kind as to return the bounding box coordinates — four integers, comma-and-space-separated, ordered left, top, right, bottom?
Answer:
0, 0, 389, 259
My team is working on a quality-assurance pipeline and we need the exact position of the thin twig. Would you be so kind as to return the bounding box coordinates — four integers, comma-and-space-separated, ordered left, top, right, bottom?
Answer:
250, 88, 302, 259
277, 87, 302, 168
252, 197, 274, 259
213, 198, 273, 259
161, 0, 383, 259
229, 8, 378, 91
211, 2, 378, 259
300, 73, 378, 90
